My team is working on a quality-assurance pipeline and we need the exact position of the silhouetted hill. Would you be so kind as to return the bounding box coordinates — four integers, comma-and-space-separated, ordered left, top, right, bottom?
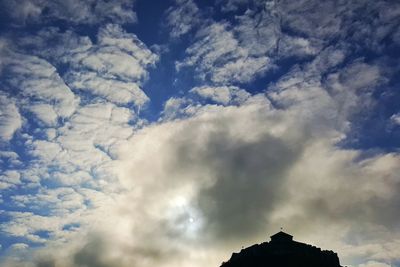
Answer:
220, 231, 342, 267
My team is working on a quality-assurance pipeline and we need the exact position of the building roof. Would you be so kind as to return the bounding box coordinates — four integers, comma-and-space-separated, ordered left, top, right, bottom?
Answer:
221, 231, 342, 267
270, 231, 293, 241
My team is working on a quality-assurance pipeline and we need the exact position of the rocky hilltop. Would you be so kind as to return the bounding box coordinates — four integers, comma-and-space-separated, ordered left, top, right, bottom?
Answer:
220, 231, 342, 267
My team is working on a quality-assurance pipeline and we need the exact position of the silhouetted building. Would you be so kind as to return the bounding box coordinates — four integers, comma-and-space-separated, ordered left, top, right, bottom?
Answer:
270, 231, 293, 242
220, 231, 342, 267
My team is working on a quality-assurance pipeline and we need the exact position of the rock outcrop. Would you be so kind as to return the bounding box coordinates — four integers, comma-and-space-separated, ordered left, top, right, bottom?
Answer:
220, 231, 342, 267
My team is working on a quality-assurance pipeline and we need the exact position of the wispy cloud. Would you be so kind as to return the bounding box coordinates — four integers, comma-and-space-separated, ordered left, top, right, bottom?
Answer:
0, 93, 22, 141
165, 0, 201, 38
177, 22, 273, 84
1, 0, 137, 25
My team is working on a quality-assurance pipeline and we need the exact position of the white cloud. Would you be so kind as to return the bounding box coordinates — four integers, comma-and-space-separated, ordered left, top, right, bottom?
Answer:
0, 1, 399, 267
57, 102, 134, 152
10, 24, 158, 113
10, 243, 29, 251
29, 140, 63, 163
305, 46, 347, 75
321, 61, 386, 126
4, 64, 380, 265
64, 24, 158, 107
65, 71, 148, 106
190, 86, 250, 105
2, 211, 79, 242
110, 95, 400, 267
18, 101, 135, 192
234, 6, 281, 57
1, 170, 21, 184
18, 27, 93, 62
335, 62, 384, 92
68, 48, 147, 81
51, 171, 92, 186
177, 0, 399, 87
1, 0, 137, 25
217, 0, 249, 12
175, 2, 323, 84
161, 97, 195, 120
4, 24, 157, 111
165, 0, 201, 38
278, 35, 320, 58
11, 187, 85, 214
358, 261, 391, 267
29, 103, 58, 126
277, 0, 343, 41
0, 151, 19, 161
390, 113, 400, 125
67, 24, 158, 82
276, 0, 400, 53
177, 22, 273, 84
0, 0, 42, 23
1, 77, 399, 267
0, 170, 21, 190
0, 24, 157, 168
0, 93, 22, 141
4, 52, 79, 120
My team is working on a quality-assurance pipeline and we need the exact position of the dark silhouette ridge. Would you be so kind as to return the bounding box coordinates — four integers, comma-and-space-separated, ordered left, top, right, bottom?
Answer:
220, 231, 343, 267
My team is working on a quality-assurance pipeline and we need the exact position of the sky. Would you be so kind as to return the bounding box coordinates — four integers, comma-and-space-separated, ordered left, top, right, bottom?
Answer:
0, 0, 399, 266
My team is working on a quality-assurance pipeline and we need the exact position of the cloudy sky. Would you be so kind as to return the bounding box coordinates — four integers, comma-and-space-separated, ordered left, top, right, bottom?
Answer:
0, 0, 399, 266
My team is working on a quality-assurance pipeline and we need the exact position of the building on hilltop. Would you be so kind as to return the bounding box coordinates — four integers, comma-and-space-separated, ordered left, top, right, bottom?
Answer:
270, 231, 293, 242
220, 231, 342, 267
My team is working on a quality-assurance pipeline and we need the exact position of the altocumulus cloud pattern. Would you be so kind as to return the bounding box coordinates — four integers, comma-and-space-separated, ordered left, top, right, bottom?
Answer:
0, 0, 399, 266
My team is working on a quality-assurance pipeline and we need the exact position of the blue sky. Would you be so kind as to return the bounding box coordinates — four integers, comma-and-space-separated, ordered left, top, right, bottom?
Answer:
0, 0, 399, 266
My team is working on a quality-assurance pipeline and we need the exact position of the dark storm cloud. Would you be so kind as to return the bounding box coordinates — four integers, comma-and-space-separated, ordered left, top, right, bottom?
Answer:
172, 129, 303, 240
33, 236, 120, 267
72, 236, 119, 267
36, 259, 55, 267
5, 94, 397, 267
